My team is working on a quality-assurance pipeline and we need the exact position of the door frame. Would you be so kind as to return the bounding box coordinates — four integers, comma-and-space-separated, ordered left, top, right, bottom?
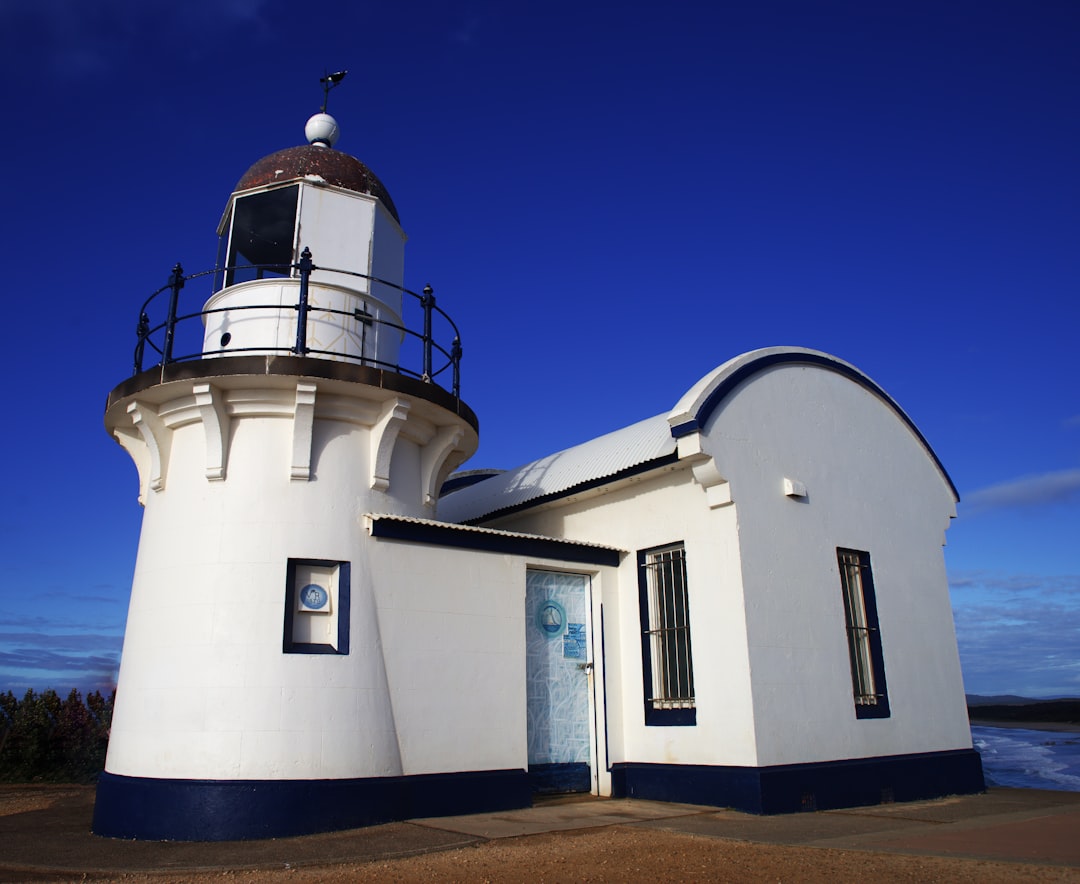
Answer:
524, 567, 607, 796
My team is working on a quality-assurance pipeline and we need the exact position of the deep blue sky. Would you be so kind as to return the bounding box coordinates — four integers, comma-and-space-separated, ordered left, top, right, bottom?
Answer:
1, 1, 1077, 698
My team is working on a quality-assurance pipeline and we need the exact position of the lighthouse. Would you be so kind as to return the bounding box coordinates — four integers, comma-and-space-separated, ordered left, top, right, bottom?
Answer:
93, 83, 984, 842
94, 102, 488, 840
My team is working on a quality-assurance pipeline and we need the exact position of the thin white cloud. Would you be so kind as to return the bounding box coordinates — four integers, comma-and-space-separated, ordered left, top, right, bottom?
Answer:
950, 571, 1080, 697
0, 631, 121, 693
40, 588, 125, 605
0, 648, 119, 674
0, 612, 123, 633
964, 468, 1080, 513
0, 632, 122, 651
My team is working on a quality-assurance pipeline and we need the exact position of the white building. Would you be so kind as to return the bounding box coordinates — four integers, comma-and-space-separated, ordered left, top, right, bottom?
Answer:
94, 114, 983, 841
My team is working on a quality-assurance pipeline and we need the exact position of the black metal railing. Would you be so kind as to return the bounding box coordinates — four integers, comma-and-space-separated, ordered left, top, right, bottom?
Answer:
132, 249, 462, 399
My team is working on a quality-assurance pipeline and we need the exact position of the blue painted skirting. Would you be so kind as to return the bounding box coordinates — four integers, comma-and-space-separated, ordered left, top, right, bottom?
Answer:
611, 748, 984, 814
93, 768, 531, 841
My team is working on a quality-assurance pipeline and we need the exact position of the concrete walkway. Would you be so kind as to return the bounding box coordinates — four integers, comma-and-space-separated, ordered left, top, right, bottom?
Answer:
1, 786, 1078, 880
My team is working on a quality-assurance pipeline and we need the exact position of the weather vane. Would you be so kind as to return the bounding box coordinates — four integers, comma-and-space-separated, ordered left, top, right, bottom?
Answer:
319, 70, 348, 113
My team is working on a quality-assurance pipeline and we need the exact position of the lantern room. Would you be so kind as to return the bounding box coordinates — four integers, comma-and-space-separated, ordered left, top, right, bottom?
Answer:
202, 114, 407, 368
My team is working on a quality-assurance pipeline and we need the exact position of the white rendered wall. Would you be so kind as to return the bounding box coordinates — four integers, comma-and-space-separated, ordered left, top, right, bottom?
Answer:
367, 542, 526, 776
368, 201, 407, 317
202, 280, 404, 365
358, 538, 617, 790
109, 412, 397, 780
696, 364, 970, 765
479, 364, 968, 773
105, 375, 476, 782
298, 184, 406, 317
485, 470, 759, 771
364, 544, 569, 775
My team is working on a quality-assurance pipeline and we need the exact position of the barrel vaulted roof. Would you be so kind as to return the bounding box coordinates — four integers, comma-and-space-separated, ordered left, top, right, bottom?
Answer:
438, 347, 958, 524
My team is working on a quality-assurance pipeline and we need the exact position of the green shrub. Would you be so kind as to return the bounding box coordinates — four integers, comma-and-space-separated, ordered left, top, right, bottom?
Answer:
0, 689, 114, 783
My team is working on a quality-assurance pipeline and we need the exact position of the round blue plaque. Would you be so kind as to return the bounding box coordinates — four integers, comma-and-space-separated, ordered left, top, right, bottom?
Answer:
299, 583, 329, 610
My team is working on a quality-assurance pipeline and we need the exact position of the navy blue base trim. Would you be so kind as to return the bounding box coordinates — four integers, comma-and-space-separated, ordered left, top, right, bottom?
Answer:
528, 762, 591, 794
93, 768, 531, 841
611, 748, 984, 815
644, 705, 697, 726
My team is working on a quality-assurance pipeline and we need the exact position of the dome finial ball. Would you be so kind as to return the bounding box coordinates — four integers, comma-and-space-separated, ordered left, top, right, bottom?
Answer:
305, 113, 340, 148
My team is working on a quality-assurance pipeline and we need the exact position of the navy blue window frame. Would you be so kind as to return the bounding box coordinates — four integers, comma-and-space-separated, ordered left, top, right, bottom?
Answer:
637, 542, 696, 726
837, 548, 890, 719
283, 558, 351, 655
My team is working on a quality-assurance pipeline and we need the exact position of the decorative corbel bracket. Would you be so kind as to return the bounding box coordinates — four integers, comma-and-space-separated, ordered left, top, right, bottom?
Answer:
112, 425, 151, 506
677, 432, 732, 508
370, 398, 410, 491
126, 401, 171, 494
420, 425, 465, 508
291, 383, 318, 481
193, 383, 230, 481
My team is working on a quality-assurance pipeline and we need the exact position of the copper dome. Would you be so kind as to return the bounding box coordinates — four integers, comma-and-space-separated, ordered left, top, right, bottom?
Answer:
234, 145, 400, 224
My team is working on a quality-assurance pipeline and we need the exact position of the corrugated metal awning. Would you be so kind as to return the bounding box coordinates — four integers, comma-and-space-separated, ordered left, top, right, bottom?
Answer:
437, 413, 677, 524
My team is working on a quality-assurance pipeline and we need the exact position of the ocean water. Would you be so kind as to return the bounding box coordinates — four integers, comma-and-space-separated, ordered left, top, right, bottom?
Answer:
972, 724, 1080, 792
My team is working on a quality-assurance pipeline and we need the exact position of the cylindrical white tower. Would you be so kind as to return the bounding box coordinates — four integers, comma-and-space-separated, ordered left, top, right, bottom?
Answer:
94, 116, 480, 840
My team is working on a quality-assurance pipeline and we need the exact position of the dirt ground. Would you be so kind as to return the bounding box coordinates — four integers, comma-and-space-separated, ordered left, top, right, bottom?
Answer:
78, 828, 1078, 883
4, 787, 1077, 883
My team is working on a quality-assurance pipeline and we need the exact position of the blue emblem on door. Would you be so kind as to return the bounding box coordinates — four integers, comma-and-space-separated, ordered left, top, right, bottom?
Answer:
537, 600, 566, 637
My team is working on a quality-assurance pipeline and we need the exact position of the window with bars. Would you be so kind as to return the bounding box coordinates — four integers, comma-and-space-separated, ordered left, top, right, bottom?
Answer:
637, 543, 696, 726
837, 548, 890, 719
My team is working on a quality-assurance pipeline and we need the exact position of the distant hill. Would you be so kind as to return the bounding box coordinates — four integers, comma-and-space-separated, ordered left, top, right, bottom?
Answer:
967, 697, 1080, 725
966, 694, 1044, 706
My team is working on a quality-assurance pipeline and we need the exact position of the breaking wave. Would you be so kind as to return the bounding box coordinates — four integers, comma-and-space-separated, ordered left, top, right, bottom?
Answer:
972, 725, 1080, 791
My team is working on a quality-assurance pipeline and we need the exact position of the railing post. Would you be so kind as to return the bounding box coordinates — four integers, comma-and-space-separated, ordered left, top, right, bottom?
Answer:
421, 285, 434, 382
451, 335, 462, 400
294, 247, 314, 355
134, 311, 150, 375
162, 263, 184, 364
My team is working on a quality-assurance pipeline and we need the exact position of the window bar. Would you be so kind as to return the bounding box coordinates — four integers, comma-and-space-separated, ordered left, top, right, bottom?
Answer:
840, 551, 878, 705
676, 548, 694, 702
669, 553, 680, 701
660, 557, 667, 698
650, 556, 665, 703
660, 551, 672, 701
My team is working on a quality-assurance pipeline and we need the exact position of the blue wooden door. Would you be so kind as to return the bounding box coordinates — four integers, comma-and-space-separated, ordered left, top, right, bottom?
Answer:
525, 570, 592, 793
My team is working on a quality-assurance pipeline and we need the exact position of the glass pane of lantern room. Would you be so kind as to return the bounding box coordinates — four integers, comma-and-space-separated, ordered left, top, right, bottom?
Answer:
224, 185, 299, 286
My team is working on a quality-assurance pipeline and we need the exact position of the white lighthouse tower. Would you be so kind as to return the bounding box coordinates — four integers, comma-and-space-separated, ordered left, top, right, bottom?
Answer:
94, 101, 485, 840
